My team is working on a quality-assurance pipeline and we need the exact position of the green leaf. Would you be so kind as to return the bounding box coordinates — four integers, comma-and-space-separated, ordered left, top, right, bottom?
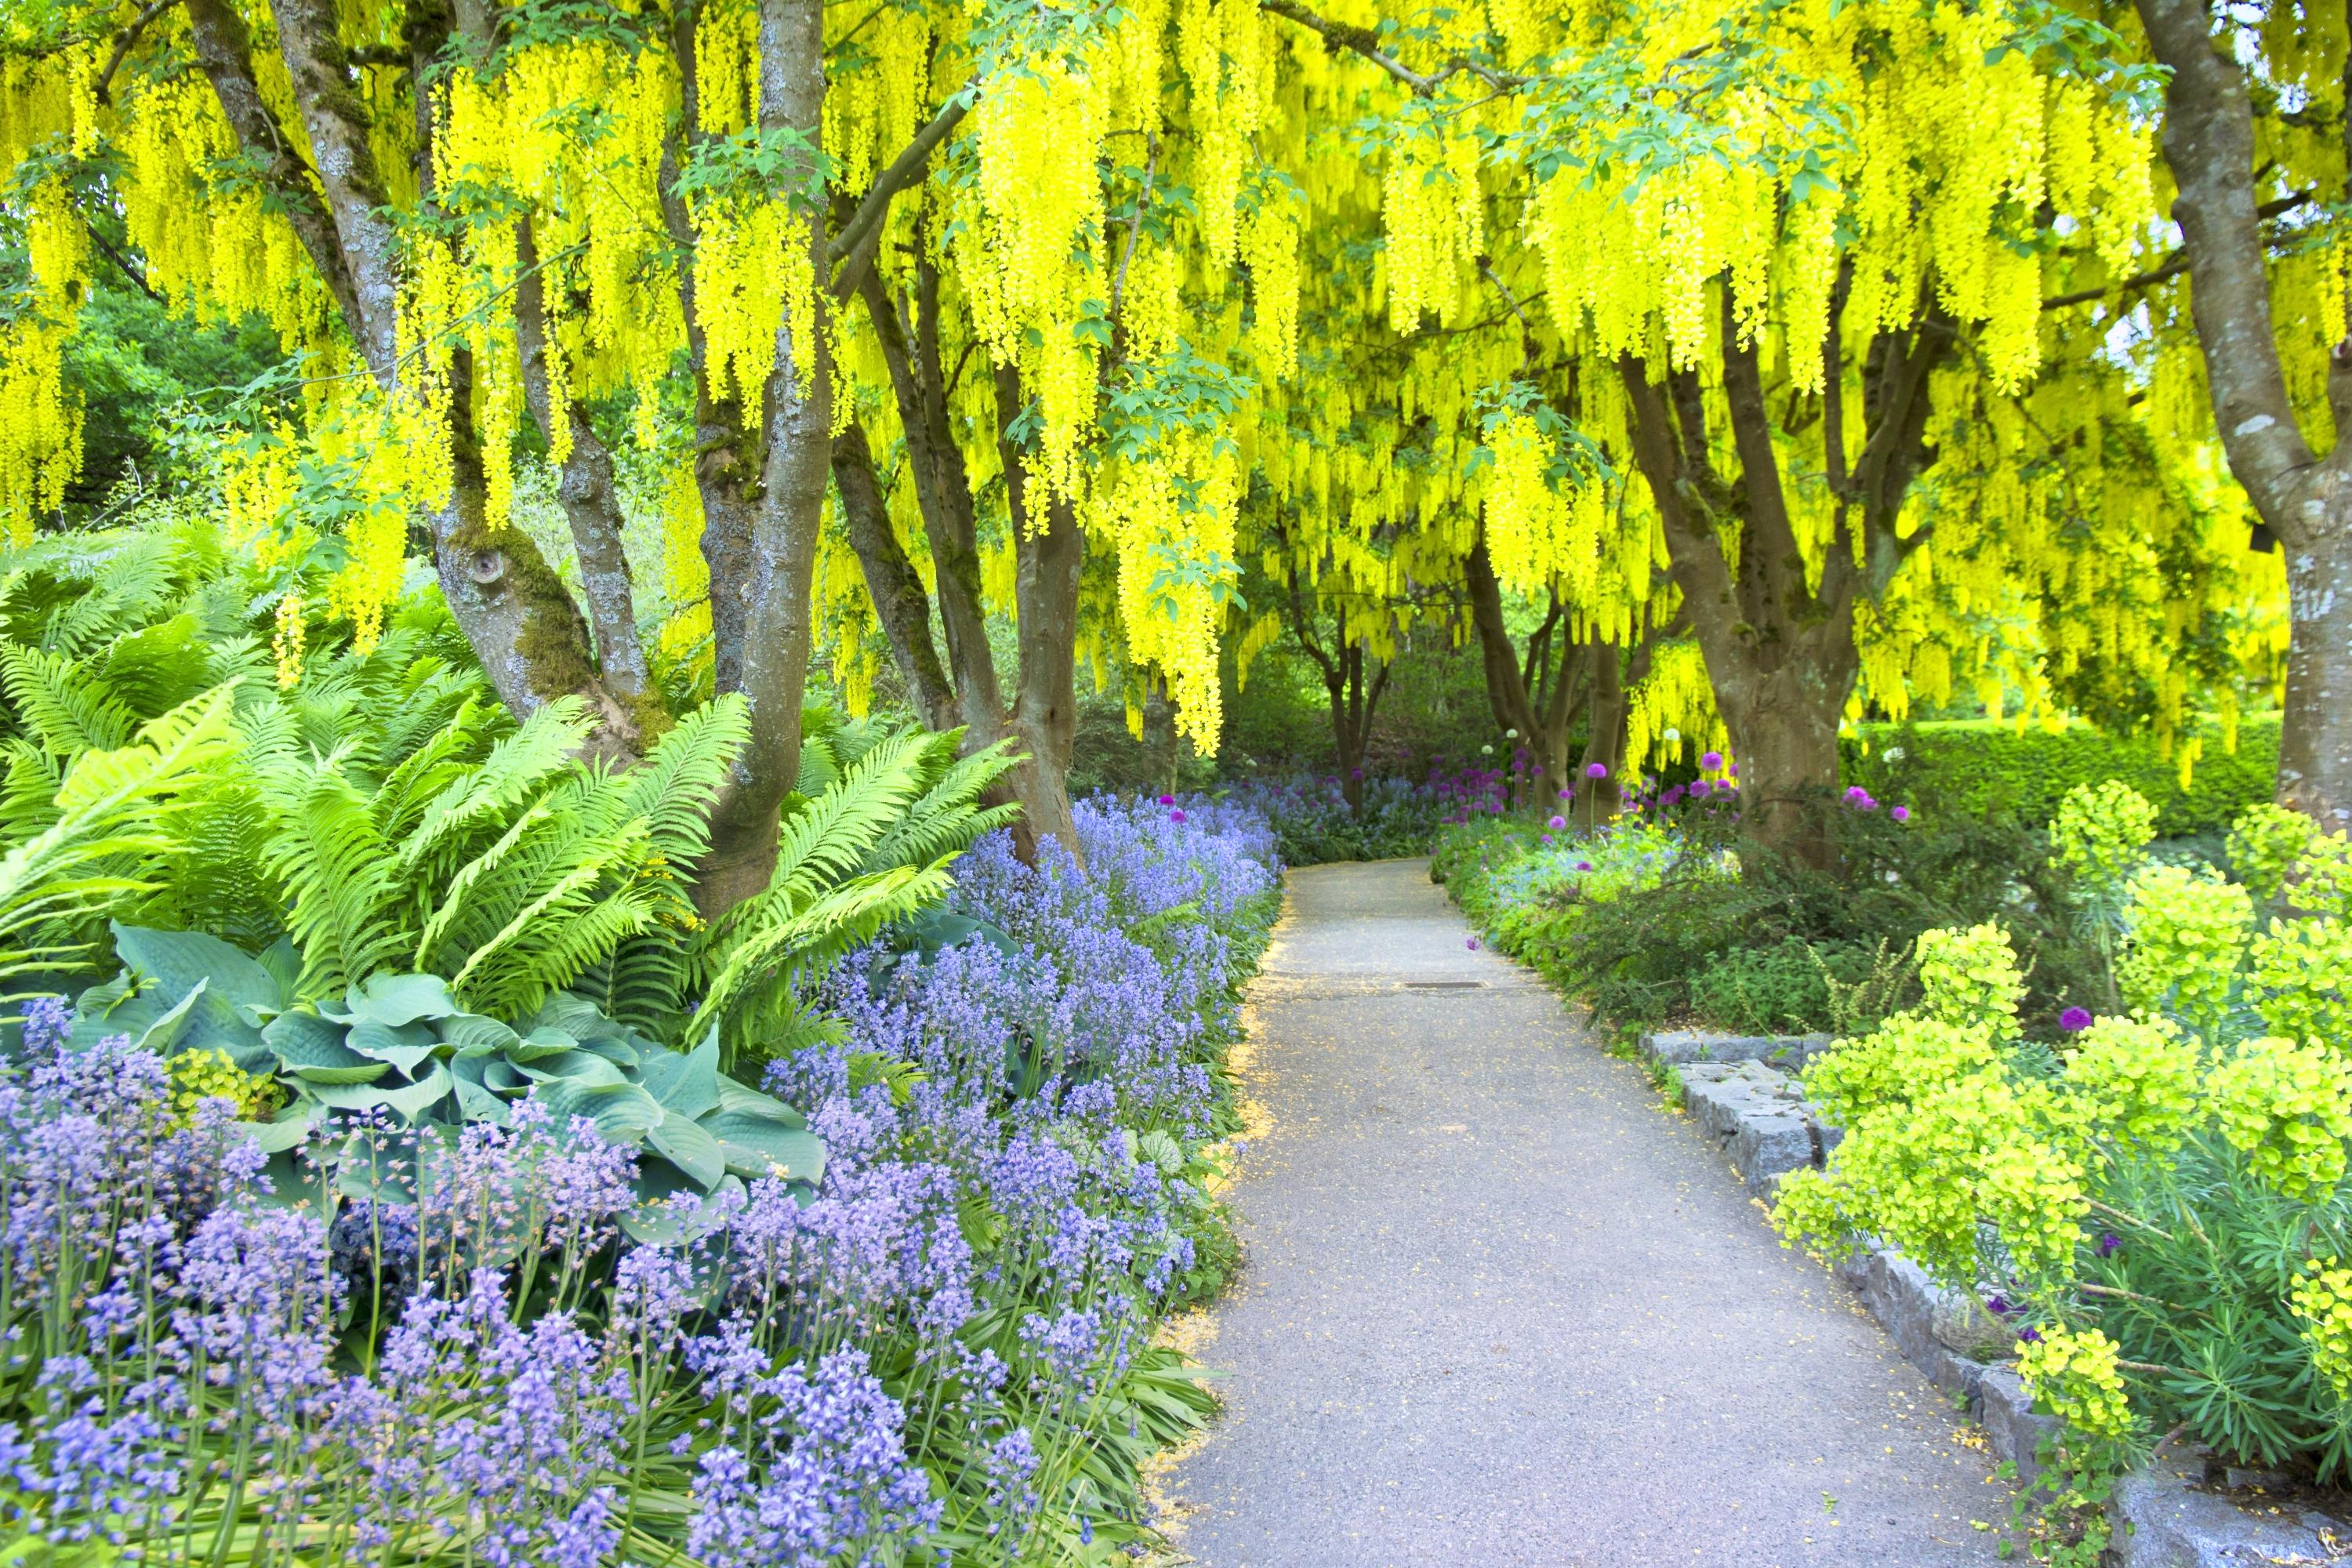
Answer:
237, 1100, 325, 1154
702, 1109, 826, 1185
639, 1036, 721, 1121
345, 1017, 443, 1072
327, 972, 459, 1028
441, 1013, 521, 1055
310, 1063, 454, 1120
646, 1112, 728, 1189
536, 1077, 662, 1143
262, 1008, 377, 1079
112, 923, 284, 1011
515, 1048, 628, 1087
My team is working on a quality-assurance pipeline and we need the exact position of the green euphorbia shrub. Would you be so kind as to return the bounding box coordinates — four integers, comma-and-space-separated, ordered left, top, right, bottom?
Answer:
1778, 792, 2352, 1479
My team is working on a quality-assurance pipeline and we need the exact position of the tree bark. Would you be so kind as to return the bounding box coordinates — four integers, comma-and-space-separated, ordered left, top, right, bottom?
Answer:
212, 0, 628, 745
996, 365, 1085, 860
1462, 537, 1584, 804
833, 422, 956, 728
514, 220, 652, 724
2134, 0, 2352, 832
694, 0, 835, 913
1575, 640, 1624, 829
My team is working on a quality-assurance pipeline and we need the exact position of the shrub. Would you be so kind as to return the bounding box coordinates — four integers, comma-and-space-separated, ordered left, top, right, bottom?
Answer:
1777, 797, 2352, 1481
1841, 714, 2278, 837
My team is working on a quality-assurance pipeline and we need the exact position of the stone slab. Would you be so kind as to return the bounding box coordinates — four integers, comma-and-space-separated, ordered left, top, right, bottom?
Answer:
1644, 1029, 1835, 1073
2109, 1439, 2352, 1567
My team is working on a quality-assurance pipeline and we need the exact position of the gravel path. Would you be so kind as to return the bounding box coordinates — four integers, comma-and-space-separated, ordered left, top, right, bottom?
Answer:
1160, 858, 2009, 1568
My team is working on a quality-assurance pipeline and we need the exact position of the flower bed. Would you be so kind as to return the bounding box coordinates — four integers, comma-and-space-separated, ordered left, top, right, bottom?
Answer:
0, 797, 1279, 1563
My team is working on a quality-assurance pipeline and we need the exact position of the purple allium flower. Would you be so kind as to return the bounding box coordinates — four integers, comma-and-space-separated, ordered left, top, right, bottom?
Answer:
1575, 861, 1592, 872
1700, 751, 1723, 771
1585, 762, 1609, 779
2060, 1007, 2094, 1033
1156, 793, 1174, 807
1557, 787, 1572, 801
1690, 779, 1711, 797
1890, 805, 1910, 823
1168, 809, 1186, 824
1548, 815, 1566, 829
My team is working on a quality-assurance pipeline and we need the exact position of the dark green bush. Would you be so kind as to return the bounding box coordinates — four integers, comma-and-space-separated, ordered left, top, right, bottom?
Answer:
1842, 714, 2275, 837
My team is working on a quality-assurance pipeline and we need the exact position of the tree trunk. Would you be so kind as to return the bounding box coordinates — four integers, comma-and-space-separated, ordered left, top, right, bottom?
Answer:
1575, 641, 1623, 829
1614, 281, 1942, 865
833, 423, 957, 729
1462, 537, 1581, 804
693, 0, 834, 913
2135, 0, 2352, 833
514, 219, 652, 728
998, 360, 1085, 862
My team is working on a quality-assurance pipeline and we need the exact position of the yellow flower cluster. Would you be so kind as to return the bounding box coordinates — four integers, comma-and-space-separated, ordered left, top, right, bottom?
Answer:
1622, 641, 1727, 783
2052, 779, 2161, 895
2016, 1324, 2135, 1442
2292, 1258, 2352, 1400
2209, 1035, 2352, 1200
168, 1047, 282, 1125
2117, 866, 2252, 1034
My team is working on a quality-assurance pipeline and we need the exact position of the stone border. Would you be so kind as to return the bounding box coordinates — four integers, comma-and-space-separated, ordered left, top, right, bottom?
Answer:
1640, 1029, 2352, 1561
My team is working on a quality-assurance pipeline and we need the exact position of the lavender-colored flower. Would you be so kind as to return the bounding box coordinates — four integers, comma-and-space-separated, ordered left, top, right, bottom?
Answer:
1700, 750, 1723, 771
1548, 815, 1566, 829
1890, 805, 1910, 823
1169, 808, 1187, 824
1585, 762, 1608, 779
1575, 861, 1592, 872
1465, 937, 1479, 951
2060, 1007, 2094, 1033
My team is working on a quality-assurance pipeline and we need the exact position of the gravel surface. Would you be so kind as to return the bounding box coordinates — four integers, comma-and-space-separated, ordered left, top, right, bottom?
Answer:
1161, 858, 2010, 1568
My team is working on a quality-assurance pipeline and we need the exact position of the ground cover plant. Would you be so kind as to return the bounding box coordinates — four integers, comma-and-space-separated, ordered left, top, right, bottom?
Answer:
0, 523, 1284, 1563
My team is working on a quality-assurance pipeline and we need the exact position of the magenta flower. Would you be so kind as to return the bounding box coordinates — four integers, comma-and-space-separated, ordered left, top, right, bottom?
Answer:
1585, 762, 1608, 779
1557, 787, 1573, 801
1465, 936, 1479, 950
1548, 815, 1566, 829
1156, 793, 1174, 806
1890, 805, 1910, 823
2060, 1007, 2092, 1033
1575, 860, 1592, 872
1169, 808, 1186, 824
1700, 750, 1722, 771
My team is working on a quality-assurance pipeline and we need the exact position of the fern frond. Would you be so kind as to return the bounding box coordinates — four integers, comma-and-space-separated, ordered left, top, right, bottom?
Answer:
2, 643, 140, 756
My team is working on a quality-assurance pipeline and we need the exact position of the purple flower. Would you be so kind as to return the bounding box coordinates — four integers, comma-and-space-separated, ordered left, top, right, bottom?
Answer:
1168, 808, 1186, 824
1584, 762, 1608, 779
1985, 1294, 2010, 1316
1465, 937, 1479, 951
1156, 793, 1174, 807
1690, 780, 1711, 797
2060, 1007, 2093, 1033
1575, 861, 1592, 872
1700, 751, 1723, 771
2017, 1326, 2042, 1345
1890, 805, 1910, 823
1547, 815, 1566, 829
1556, 787, 1572, 801
2096, 1232, 2121, 1258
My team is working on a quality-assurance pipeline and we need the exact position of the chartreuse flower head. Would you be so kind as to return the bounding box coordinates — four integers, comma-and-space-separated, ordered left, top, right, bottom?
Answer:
2228, 804, 2322, 905
2117, 865, 2252, 1034
2051, 779, 2158, 895
2292, 1259, 2352, 1399
2016, 1324, 2134, 1442
1913, 923, 2027, 1035
2056, 1014, 2199, 1154
2209, 1035, 2352, 1200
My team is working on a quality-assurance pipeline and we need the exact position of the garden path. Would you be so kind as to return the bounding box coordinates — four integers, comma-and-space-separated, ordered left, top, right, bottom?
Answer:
1159, 858, 2009, 1568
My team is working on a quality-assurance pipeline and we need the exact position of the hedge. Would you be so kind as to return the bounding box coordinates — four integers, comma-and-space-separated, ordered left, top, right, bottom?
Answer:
1839, 713, 2278, 837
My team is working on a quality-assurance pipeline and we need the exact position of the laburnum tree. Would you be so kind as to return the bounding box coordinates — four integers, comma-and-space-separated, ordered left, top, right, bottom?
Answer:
2117, 0, 2352, 833
0, 0, 2302, 880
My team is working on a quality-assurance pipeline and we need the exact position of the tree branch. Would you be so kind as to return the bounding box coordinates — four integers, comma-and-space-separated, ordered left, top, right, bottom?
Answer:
92, 0, 180, 105
1256, 0, 1526, 98
825, 85, 971, 299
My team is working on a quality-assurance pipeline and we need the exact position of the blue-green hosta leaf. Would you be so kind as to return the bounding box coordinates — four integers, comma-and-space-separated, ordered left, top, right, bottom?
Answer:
441, 1014, 521, 1056
536, 1078, 662, 1143
702, 1109, 826, 1185
111, 924, 285, 1013
532, 992, 622, 1043
645, 1112, 727, 1190
509, 1026, 580, 1062
325, 973, 459, 1029
454, 1078, 510, 1125
254, 937, 301, 1005
262, 1010, 390, 1084
346, 1018, 442, 1077
514, 1049, 627, 1088
309, 1063, 454, 1121
578, 1035, 641, 1070
482, 1058, 531, 1094
236, 1099, 325, 1155
713, 1076, 809, 1127
638, 1037, 720, 1121
621, 1173, 746, 1246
